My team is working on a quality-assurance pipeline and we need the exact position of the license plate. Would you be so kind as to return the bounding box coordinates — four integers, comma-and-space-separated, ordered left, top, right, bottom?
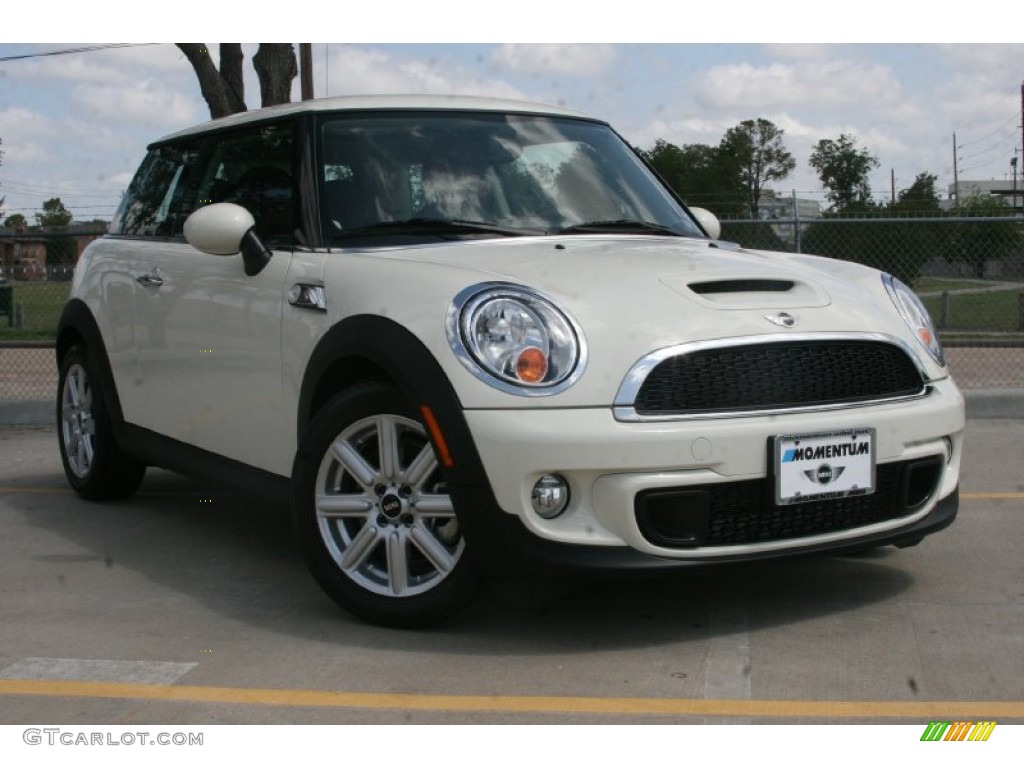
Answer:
773, 429, 876, 506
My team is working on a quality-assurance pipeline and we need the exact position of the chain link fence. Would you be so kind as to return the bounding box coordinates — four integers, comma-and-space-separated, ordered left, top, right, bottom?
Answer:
1, 218, 1022, 418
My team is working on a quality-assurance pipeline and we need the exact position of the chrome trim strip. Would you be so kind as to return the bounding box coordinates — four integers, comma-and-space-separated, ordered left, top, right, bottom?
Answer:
613, 332, 934, 423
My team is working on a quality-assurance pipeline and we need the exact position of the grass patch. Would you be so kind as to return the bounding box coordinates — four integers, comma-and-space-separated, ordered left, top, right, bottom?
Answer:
914, 276, 1005, 293
0, 282, 71, 340
924, 288, 1024, 332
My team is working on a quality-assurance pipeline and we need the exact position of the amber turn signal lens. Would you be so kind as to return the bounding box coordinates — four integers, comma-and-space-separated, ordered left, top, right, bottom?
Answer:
515, 346, 548, 383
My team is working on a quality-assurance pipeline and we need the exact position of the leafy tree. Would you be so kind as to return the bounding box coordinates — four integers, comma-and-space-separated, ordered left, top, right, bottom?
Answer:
3, 213, 27, 229
943, 192, 1022, 278
177, 44, 298, 119
720, 119, 795, 219
36, 197, 72, 228
639, 139, 745, 217
809, 134, 879, 211
891, 172, 941, 215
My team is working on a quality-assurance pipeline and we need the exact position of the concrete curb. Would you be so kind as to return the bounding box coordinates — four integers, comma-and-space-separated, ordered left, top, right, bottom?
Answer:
1, 391, 1021, 427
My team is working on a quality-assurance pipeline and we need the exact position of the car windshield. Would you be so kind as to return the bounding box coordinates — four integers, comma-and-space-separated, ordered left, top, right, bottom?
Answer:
317, 111, 704, 244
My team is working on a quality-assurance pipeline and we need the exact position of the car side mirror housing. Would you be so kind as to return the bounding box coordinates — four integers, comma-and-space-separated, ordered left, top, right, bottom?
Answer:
689, 207, 721, 240
184, 203, 272, 276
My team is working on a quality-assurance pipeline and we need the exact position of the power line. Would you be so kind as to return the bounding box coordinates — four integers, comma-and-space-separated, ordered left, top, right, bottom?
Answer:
0, 44, 157, 63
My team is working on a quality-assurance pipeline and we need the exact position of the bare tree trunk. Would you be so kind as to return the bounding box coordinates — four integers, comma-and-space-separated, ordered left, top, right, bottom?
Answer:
176, 43, 243, 119
218, 44, 247, 115
252, 44, 297, 108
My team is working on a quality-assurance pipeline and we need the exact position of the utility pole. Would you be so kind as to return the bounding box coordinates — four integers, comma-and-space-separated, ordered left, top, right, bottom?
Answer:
952, 132, 960, 211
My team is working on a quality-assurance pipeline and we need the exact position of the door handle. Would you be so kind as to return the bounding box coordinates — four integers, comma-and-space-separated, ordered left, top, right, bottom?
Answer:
136, 273, 164, 288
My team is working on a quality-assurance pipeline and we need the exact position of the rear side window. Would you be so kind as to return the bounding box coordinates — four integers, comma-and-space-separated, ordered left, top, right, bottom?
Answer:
111, 144, 200, 237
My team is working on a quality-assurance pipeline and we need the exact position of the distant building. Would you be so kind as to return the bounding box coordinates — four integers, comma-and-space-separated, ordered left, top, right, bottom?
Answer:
0, 222, 106, 280
947, 179, 1023, 212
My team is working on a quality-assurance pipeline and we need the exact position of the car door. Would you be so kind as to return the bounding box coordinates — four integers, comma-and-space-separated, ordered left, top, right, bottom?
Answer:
128, 123, 298, 474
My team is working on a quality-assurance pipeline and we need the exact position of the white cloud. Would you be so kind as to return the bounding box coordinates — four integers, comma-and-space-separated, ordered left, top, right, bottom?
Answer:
70, 80, 201, 128
489, 44, 618, 77
324, 46, 525, 100
691, 59, 906, 112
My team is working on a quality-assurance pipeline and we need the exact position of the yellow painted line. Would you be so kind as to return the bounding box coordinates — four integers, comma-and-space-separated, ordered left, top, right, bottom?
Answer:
1, 679, 1023, 719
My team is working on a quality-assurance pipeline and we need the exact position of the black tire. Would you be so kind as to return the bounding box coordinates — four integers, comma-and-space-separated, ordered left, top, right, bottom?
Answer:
57, 345, 146, 500
292, 380, 481, 628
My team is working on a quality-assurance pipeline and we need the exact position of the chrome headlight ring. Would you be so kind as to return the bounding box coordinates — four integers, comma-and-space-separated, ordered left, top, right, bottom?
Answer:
446, 282, 587, 396
883, 274, 945, 367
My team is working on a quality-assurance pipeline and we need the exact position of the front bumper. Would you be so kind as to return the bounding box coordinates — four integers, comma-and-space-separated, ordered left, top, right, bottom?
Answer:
457, 377, 964, 564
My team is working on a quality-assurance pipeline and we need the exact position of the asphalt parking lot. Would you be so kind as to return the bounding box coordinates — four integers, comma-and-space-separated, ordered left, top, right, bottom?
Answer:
0, 419, 1021, 725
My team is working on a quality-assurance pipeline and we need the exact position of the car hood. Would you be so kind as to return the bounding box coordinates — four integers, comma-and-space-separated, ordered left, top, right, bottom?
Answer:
341, 234, 942, 408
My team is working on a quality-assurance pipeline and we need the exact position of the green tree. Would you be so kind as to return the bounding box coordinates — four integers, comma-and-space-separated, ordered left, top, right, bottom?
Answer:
177, 44, 297, 119
720, 119, 795, 218
944, 192, 1022, 278
35, 197, 73, 228
3, 213, 27, 229
639, 139, 745, 217
809, 134, 879, 211
891, 172, 941, 215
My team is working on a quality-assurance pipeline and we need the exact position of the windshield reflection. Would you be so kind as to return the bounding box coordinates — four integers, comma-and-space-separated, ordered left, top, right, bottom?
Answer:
318, 112, 703, 243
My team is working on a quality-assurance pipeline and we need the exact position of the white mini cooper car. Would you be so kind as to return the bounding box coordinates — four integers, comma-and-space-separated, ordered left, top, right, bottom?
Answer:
57, 95, 964, 627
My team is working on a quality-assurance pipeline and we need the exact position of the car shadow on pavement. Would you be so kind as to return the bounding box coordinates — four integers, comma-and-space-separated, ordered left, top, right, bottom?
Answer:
11, 468, 916, 656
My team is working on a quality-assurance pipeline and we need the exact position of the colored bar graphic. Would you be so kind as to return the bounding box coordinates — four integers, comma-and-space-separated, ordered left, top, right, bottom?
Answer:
920, 721, 996, 742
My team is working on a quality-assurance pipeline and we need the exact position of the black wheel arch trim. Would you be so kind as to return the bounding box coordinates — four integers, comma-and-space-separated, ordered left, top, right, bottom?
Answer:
56, 298, 125, 423
296, 314, 491, 491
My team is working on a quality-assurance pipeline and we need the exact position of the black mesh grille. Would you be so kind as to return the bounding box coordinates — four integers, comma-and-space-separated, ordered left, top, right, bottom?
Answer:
635, 457, 943, 549
634, 340, 924, 415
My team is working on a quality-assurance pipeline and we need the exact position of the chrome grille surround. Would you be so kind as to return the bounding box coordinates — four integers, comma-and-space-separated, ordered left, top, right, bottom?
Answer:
614, 332, 933, 423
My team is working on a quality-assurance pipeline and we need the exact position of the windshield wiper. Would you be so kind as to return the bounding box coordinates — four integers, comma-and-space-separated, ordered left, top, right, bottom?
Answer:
331, 218, 542, 241
553, 219, 686, 236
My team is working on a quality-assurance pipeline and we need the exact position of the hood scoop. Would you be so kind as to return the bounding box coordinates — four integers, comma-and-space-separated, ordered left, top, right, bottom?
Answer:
661, 274, 831, 310
690, 279, 794, 295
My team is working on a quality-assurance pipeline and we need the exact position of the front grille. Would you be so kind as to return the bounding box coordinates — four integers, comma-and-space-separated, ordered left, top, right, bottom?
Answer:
635, 456, 943, 549
633, 340, 925, 415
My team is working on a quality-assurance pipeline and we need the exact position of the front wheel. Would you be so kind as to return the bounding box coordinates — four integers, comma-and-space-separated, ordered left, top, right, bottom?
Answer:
292, 381, 481, 627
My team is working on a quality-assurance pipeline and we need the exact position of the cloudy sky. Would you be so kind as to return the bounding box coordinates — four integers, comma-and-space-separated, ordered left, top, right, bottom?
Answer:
1, 13, 1021, 222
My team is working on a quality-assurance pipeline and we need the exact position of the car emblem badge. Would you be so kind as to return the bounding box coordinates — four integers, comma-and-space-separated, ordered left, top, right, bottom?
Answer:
765, 312, 799, 328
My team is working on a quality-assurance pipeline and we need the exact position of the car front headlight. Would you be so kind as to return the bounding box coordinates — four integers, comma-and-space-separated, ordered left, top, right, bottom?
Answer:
883, 274, 944, 366
447, 283, 586, 395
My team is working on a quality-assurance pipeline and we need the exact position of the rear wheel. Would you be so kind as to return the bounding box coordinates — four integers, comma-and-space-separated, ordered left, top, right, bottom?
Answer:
292, 381, 481, 627
57, 345, 145, 500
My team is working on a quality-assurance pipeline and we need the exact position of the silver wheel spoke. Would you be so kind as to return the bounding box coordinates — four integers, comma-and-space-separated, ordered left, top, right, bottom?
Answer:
340, 523, 382, 572
316, 494, 373, 516
67, 370, 81, 407
386, 531, 408, 595
377, 415, 400, 480
409, 524, 456, 574
404, 443, 437, 490
332, 440, 377, 489
414, 494, 455, 516
77, 436, 90, 473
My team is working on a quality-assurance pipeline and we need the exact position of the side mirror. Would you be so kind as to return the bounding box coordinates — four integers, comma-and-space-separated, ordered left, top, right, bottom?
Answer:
689, 206, 721, 241
183, 203, 272, 276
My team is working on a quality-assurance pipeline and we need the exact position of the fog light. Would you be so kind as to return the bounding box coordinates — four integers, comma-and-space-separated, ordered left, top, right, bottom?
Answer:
531, 474, 570, 519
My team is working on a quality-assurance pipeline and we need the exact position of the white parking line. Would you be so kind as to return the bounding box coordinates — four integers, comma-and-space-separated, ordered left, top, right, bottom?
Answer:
0, 657, 197, 685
